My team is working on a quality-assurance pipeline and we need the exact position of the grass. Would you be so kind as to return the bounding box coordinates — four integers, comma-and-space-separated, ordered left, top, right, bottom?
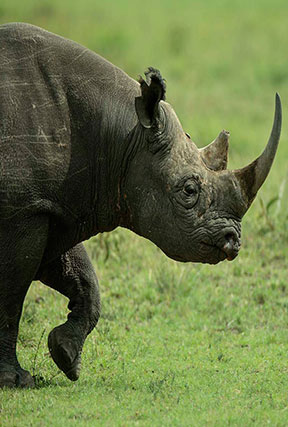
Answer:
0, 0, 288, 425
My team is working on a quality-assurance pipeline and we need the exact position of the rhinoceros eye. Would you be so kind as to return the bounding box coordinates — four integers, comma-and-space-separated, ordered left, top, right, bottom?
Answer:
184, 180, 198, 196
173, 177, 200, 209
179, 179, 199, 208
185, 133, 191, 139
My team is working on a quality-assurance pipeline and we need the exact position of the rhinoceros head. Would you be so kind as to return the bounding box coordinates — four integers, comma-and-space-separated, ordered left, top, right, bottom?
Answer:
123, 68, 281, 264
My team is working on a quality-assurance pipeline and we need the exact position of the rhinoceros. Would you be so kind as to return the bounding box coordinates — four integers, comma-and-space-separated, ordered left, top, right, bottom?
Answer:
0, 23, 281, 388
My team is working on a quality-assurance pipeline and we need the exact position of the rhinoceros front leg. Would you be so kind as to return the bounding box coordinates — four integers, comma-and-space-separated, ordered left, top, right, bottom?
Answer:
38, 243, 100, 381
0, 216, 49, 388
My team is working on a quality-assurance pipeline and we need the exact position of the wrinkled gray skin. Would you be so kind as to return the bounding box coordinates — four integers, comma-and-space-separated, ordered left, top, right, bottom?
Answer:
0, 23, 281, 388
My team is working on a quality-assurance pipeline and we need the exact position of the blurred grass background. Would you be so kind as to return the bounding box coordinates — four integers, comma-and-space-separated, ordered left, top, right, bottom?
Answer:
0, 0, 288, 425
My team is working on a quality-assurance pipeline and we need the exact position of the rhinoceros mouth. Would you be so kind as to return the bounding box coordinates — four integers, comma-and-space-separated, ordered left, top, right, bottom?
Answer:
201, 241, 238, 264
196, 245, 228, 264
201, 239, 240, 263
163, 243, 229, 264
202, 246, 227, 264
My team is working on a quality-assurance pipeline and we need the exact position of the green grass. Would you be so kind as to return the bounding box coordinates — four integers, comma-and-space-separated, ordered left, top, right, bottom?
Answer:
1, 0, 288, 425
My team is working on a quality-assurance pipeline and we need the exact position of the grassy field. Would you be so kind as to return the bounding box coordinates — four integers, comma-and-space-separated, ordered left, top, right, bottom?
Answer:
0, 0, 288, 425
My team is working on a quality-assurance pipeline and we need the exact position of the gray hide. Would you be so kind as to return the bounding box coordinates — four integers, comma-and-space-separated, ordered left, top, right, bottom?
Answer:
0, 23, 281, 387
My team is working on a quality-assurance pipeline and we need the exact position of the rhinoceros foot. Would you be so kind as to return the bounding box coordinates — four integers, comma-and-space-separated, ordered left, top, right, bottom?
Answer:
0, 366, 35, 388
48, 325, 81, 381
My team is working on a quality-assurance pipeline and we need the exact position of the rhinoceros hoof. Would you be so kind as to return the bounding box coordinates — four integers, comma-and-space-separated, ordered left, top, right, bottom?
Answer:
48, 326, 81, 381
16, 368, 35, 388
0, 367, 35, 388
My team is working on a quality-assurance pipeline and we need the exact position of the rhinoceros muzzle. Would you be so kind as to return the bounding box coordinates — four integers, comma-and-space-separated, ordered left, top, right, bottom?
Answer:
215, 228, 241, 261
221, 233, 241, 261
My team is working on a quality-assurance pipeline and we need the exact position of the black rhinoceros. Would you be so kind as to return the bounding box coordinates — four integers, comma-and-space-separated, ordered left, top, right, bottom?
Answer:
0, 23, 281, 388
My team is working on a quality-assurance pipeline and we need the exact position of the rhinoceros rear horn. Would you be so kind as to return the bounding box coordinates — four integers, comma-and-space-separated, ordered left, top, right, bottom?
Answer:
233, 93, 282, 209
200, 130, 229, 171
135, 67, 166, 128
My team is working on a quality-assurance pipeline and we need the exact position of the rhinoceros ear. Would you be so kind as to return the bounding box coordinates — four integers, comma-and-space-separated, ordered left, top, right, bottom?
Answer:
199, 130, 229, 171
135, 67, 166, 128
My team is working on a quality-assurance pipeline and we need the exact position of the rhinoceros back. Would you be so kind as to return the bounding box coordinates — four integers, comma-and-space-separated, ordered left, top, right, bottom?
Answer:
0, 23, 138, 224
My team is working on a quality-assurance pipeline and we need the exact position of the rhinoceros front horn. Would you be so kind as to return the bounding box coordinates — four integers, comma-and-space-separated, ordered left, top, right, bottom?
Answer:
233, 93, 282, 209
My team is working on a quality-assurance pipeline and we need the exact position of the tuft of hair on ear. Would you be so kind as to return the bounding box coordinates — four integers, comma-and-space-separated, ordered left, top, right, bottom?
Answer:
138, 67, 166, 101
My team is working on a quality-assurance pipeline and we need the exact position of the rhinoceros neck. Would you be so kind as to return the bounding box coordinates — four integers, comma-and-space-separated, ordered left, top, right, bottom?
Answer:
64, 49, 141, 235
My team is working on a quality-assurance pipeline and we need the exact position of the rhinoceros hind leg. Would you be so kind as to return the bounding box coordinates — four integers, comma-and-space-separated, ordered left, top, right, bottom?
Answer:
0, 216, 49, 388
16, 367, 35, 387
0, 367, 35, 388
38, 243, 100, 381
0, 370, 17, 388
